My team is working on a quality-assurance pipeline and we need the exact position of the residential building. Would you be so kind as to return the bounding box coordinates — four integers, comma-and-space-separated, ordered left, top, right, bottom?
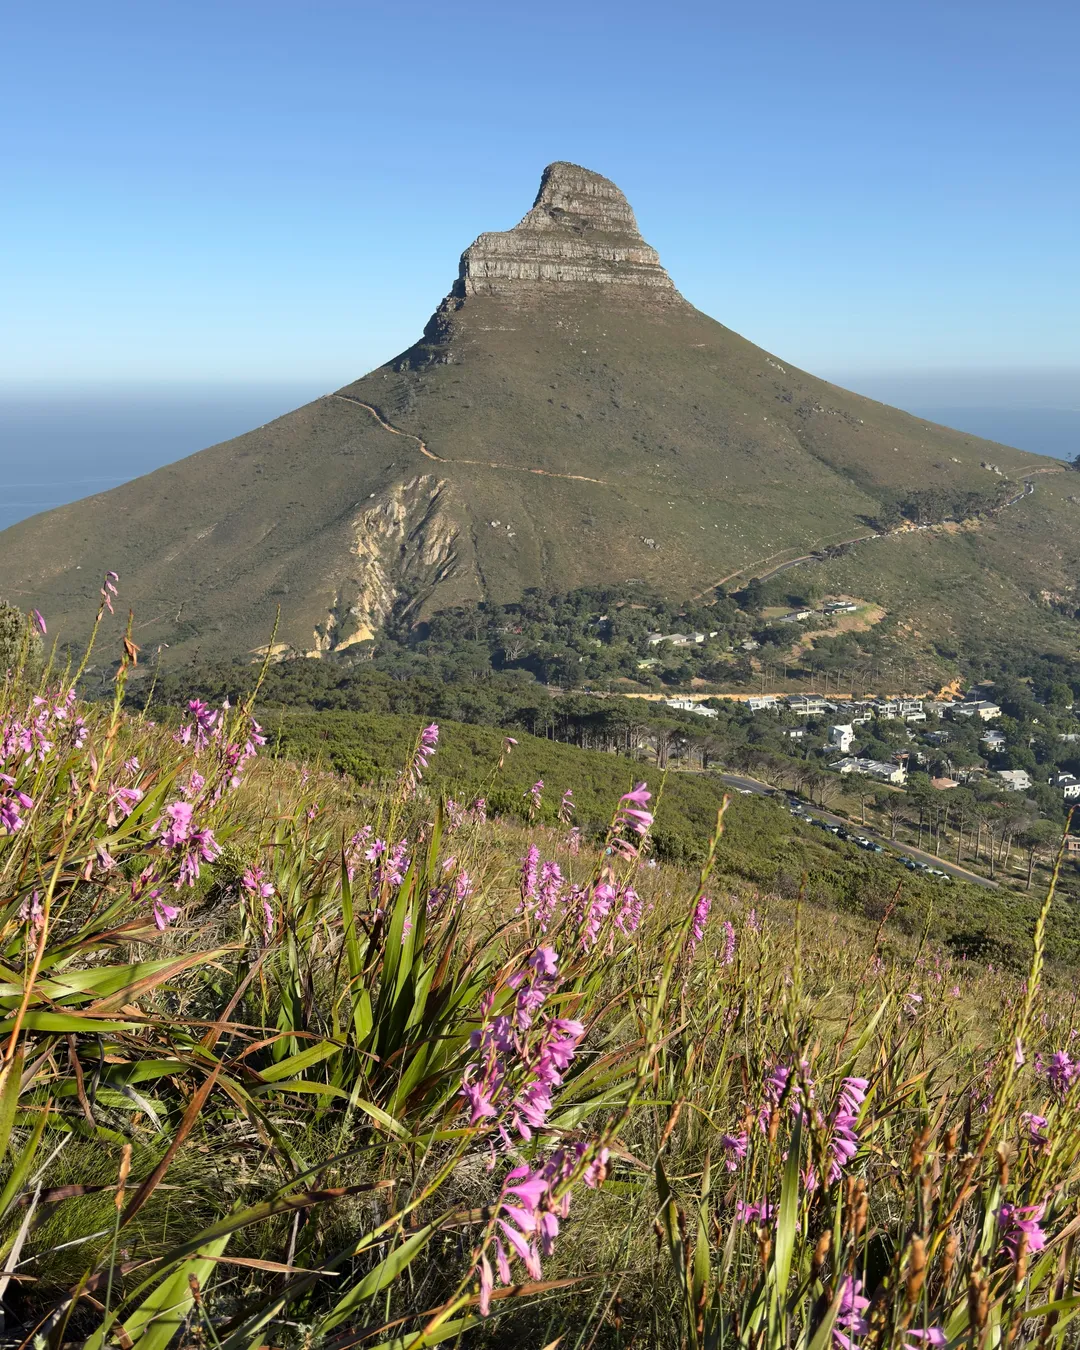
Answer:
831, 757, 908, 785
664, 698, 718, 719
1066, 835, 1080, 856
828, 724, 855, 753
952, 700, 1002, 722
785, 728, 806, 741
980, 729, 1007, 750
1050, 772, 1080, 801
786, 695, 832, 716
996, 768, 1032, 792
823, 600, 858, 614
647, 632, 706, 648
930, 777, 960, 790
924, 730, 951, 746
779, 609, 813, 623
747, 695, 780, 712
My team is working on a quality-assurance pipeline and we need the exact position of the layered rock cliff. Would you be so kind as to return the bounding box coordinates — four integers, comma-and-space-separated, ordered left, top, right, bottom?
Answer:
456, 161, 682, 304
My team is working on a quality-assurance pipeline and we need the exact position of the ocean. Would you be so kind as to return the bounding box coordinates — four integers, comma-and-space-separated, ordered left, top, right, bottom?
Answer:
0, 386, 1076, 534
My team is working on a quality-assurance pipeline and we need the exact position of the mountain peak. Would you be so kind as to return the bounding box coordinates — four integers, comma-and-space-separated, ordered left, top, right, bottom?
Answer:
457, 161, 681, 303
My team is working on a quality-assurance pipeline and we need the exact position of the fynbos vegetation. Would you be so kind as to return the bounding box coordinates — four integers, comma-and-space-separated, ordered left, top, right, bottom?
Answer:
2, 587, 1080, 1349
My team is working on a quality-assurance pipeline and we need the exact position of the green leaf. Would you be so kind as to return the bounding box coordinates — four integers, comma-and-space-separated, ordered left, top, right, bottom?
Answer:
257, 1039, 341, 1082
0, 1051, 23, 1162
91, 1236, 230, 1350
0, 1105, 49, 1218
0, 1011, 142, 1034
317, 1222, 439, 1334
771, 1111, 801, 1335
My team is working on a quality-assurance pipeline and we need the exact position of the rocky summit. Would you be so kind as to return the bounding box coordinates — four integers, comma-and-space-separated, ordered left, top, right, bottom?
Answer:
457, 161, 680, 303
0, 162, 1075, 661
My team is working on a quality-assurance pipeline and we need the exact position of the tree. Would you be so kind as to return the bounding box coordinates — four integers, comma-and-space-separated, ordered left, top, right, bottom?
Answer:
874, 788, 906, 841
1015, 820, 1058, 890
0, 600, 42, 681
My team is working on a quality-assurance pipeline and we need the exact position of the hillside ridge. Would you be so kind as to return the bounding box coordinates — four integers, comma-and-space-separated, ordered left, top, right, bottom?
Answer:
0, 161, 1073, 663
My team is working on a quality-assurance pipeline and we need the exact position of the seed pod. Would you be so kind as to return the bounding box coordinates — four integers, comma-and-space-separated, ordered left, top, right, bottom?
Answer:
905, 1236, 927, 1305
968, 1263, 989, 1333
996, 1142, 1010, 1189
942, 1230, 959, 1286
910, 1125, 932, 1173
812, 1228, 832, 1281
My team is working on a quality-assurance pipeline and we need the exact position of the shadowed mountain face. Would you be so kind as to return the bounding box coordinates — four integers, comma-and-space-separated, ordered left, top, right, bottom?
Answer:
0, 162, 1071, 659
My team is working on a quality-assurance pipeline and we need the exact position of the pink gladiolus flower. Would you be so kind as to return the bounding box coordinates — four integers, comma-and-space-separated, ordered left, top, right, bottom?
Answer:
477, 1252, 493, 1316
152, 894, 181, 930
31, 610, 46, 635
1021, 1112, 1048, 1146
402, 722, 439, 794
998, 1202, 1047, 1260
720, 1131, 748, 1171
834, 1277, 870, 1350
17, 891, 43, 930
735, 1199, 776, 1224
720, 918, 736, 966
558, 787, 574, 824
902, 1332, 946, 1350
687, 894, 711, 955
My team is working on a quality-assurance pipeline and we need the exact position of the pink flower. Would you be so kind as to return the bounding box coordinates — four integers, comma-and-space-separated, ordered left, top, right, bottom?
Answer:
152, 895, 181, 930
720, 1131, 748, 1171
735, 1199, 776, 1224
720, 918, 736, 966
1021, 1112, 1048, 1146
687, 894, 711, 955
154, 800, 194, 849
998, 1202, 1047, 1260
902, 1332, 946, 1350
477, 1251, 493, 1316
403, 722, 439, 794
834, 1277, 870, 1350
31, 610, 46, 635
17, 891, 43, 930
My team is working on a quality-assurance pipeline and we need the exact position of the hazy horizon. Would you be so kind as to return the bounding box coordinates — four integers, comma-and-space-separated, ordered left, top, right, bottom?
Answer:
2, 369, 1076, 533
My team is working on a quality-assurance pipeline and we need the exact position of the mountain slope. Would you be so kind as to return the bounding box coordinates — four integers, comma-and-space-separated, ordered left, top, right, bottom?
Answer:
0, 161, 1068, 659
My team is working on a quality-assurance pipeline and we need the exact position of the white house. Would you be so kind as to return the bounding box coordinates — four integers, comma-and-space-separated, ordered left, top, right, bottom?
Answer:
665, 698, 719, 719
828, 723, 855, 753
747, 695, 780, 712
953, 700, 1002, 722
980, 728, 1007, 750
996, 768, 1032, 792
831, 757, 908, 785
824, 600, 858, 614
786, 695, 833, 716
1050, 772, 1080, 801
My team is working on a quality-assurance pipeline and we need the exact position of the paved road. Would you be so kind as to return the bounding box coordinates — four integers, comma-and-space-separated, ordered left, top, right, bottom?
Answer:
715, 773, 1000, 889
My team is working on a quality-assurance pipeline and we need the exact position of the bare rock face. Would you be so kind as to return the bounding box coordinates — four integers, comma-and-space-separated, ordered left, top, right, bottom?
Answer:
456, 162, 683, 304
307, 475, 463, 656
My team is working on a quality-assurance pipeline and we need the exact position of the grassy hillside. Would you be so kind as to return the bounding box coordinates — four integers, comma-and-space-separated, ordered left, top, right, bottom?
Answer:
268, 708, 1077, 968
5, 632, 1080, 1347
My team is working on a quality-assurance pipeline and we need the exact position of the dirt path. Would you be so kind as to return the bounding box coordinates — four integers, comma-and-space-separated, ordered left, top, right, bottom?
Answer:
693, 466, 1061, 599
331, 393, 610, 486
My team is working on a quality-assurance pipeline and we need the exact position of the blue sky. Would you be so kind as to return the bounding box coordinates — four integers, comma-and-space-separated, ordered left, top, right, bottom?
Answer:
3, 0, 1078, 388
